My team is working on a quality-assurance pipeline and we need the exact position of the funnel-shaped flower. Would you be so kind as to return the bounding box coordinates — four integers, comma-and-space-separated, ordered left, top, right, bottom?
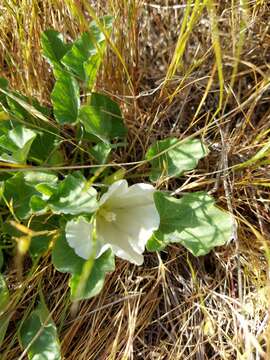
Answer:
65, 180, 160, 265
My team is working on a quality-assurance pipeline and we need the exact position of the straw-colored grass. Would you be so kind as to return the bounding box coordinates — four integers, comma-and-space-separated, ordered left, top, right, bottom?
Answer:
0, 0, 270, 359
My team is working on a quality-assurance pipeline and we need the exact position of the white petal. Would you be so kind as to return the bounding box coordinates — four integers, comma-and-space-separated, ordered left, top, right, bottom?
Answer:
95, 242, 111, 259
109, 182, 159, 253
114, 203, 160, 253
65, 218, 93, 260
109, 183, 156, 209
96, 217, 144, 265
99, 180, 128, 207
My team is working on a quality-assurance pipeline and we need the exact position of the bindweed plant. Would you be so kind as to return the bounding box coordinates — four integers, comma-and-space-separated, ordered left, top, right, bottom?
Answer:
0, 16, 234, 359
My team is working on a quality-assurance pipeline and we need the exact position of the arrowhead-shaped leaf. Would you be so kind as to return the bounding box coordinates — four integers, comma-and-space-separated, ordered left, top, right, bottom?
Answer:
61, 16, 113, 82
52, 233, 115, 300
146, 137, 209, 182
147, 191, 234, 256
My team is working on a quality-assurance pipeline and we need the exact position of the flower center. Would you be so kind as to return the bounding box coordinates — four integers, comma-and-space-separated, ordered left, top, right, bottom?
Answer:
98, 207, 117, 222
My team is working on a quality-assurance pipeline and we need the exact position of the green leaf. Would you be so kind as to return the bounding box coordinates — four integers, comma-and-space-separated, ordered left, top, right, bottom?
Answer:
70, 249, 115, 301
0, 77, 8, 89
84, 53, 102, 90
19, 300, 61, 360
35, 183, 58, 197
0, 126, 36, 164
52, 233, 85, 274
52, 233, 115, 300
0, 275, 9, 349
0, 274, 9, 311
4, 172, 57, 219
61, 16, 113, 82
61, 32, 96, 80
89, 15, 114, 42
29, 172, 97, 216
24, 172, 58, 186
51, 73, 80, 124
146, 137, 209, 182
26, 172, 58, 215
29, 124, 60, 165
29, 215, 60, 259
2, 92, 56, 168
0, 77, 9, 106
30, 196, 48, 213
104, 168, 126, 185
4, 173, 37, 219
6, 91, 50, 121
148, 191, 234, 256
30, 233, 51, 259
146, 230, 170, 252
48, 172, 98, 215
41, 29, 70, 67
0, 118, 11, 136
89, 142, 111, 164
78, 93, 126, 143
0, 272, 10, 348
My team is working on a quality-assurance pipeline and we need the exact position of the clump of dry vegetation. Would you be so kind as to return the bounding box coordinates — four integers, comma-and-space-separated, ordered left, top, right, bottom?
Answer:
0, 0, 270, 359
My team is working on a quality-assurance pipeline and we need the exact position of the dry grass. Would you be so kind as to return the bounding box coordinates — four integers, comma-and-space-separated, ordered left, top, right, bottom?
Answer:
0, 0, 270, 359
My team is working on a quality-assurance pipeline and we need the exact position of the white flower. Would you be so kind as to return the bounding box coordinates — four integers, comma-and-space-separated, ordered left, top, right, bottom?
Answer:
65, 180, 160, 265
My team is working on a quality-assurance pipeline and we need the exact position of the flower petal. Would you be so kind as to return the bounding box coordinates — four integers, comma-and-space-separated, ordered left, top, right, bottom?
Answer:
99, 180, 128, 207
65, 218, 93, 260
96, 217, 144, 265
95, 241, 111, 259
114, 202, 160, 253
109, 183, 157, 209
